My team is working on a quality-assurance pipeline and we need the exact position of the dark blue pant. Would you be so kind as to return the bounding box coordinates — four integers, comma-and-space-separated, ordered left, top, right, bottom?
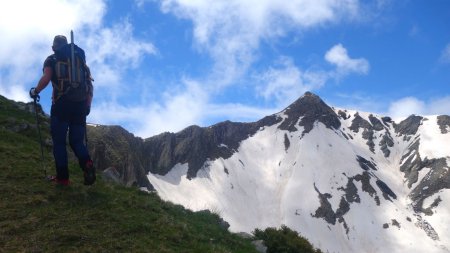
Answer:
51, 99, 90, 180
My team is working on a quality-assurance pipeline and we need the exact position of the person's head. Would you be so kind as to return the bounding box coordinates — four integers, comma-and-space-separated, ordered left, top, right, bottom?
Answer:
52, 35, 68, 51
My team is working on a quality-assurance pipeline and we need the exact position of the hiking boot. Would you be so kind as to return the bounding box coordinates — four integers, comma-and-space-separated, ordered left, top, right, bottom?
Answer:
48, 175, 70, 186
83, 160, 96, 185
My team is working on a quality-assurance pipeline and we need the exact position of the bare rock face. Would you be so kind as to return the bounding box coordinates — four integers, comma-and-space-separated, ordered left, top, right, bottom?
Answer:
437, 115, 450, 134
394, 115, 423, 136
88, 115, 281, 186
141, 115, 281, 179
348, 113, 394, 157
409, 157, 450, 214
279, 92, 341, 134
87, 125, 152, 190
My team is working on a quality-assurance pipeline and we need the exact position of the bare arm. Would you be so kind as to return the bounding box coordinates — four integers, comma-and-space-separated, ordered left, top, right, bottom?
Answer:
35, 67, 53, 94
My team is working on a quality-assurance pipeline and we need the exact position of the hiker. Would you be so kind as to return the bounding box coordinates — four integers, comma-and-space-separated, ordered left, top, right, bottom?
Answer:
29, 34, 95, 186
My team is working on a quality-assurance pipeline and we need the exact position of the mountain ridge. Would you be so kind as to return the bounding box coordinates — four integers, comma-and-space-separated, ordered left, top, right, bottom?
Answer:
88, 92, 449, 184
115, 92, 448, 253
62, 91, 450, 253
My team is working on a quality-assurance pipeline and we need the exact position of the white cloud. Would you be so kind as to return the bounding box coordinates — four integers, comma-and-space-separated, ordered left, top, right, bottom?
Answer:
82, 20, 157, 101
0, 0, 105, 101
90, 80, 208, 137
85, 21, 156, 69
0, 0, 156, 103
89, 78, 279, 137
256, 44, 368, 107
160, 0, 361, 87
440, 44, 450, 63
256, 57, 327, 106
388, 97, 425, 119
325, 43, 369, 77
387, 96, 450, 119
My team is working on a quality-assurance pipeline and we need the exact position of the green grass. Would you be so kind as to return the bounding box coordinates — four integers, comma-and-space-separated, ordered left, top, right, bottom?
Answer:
0, 96, 258, 253
253, 226, 322, 253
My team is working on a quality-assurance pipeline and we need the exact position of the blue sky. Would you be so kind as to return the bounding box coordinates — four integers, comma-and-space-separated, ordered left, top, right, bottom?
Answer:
0, 0, 449, 138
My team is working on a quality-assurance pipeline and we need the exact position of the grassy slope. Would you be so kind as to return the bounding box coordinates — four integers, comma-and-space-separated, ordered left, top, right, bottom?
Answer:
0, 96, 257, 253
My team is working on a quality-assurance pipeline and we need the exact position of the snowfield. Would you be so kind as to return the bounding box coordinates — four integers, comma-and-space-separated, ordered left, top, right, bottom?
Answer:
147, 103, 450, 253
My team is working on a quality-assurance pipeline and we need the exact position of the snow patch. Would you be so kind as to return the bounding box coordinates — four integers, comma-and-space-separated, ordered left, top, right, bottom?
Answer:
419, 116, 450, 159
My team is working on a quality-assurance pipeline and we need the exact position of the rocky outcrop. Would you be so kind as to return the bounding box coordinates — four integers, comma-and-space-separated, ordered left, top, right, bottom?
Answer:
312, 184, 336, 225
338, 110, 350, 120
356, 155, 378, 171
379, 132, 394, 157
354, 172, 380, 206
394, 115, 423, 136
398, 135, 450, 214
376, 179, 397, 200
279, 92, 341, 134
409, 158, 450, 214
369, 114, 384, 131
142, 116, 280, 179
313, 178, 360, 234
87, 125, 153, 189
349, 113, 393, 156
350, 113, 376, 152
89, 114, 281, 185
399, 137, 422, 188
437, 115, 450, 134
284, 133, 290, 151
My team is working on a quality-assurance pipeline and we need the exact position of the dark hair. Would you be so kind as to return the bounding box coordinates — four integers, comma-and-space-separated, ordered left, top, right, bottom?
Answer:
52, 35, 68, 50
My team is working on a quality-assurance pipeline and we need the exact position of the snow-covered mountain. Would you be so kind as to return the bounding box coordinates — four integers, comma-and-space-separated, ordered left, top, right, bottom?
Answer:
90, 92, 450, 253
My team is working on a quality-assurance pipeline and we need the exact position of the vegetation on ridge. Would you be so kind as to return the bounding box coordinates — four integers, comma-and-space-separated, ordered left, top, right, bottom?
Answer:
254, 226, 323, 253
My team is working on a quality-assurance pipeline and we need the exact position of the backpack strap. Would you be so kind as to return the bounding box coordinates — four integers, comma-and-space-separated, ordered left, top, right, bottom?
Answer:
53, 57, 72, 101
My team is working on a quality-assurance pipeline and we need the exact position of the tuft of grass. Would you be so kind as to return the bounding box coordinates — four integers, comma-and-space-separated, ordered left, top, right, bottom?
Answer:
0, 96, 258, 253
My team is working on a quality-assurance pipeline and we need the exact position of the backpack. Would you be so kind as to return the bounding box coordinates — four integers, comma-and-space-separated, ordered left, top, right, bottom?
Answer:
53, 34, 93, 102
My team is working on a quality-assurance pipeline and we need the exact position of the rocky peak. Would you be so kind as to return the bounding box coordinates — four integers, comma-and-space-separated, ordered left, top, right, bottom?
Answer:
279, 92, 341, 134
394, 115, 423, 136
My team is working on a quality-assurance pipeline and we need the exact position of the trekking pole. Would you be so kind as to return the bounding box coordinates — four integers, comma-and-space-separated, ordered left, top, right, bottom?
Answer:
85, 122, 89, 150
32, 95, 47, 178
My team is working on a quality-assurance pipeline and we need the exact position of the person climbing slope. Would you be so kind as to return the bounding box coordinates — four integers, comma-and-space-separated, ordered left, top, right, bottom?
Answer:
29, 33, 95, 186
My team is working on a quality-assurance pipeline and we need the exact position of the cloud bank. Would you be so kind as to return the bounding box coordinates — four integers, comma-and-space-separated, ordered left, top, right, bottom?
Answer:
388, 96, 450, 119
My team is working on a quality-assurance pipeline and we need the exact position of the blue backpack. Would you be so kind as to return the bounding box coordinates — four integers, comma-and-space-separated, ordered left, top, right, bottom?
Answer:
53, 33, 92, 102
